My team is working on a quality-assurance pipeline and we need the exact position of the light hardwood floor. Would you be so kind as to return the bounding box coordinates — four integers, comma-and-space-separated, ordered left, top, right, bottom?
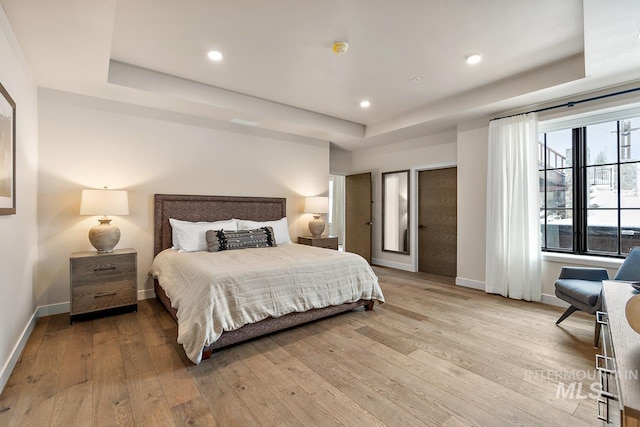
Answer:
0, 267, 598, 426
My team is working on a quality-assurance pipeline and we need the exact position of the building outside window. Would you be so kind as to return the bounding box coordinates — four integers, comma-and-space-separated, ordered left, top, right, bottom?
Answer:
540, 117, 640, 256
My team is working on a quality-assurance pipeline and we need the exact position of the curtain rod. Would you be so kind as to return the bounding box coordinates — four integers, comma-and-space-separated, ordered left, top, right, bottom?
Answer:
491, 86, 640, 122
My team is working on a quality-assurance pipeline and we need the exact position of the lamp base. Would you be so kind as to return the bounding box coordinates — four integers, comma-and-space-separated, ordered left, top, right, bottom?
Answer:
88, 218, 121, 253
308, 215, 325, 238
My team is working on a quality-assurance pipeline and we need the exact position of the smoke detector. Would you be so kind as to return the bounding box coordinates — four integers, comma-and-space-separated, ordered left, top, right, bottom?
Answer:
332, 41, 349, 55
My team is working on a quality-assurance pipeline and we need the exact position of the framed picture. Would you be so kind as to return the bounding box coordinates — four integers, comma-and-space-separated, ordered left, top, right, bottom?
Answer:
0, 82, 15, 215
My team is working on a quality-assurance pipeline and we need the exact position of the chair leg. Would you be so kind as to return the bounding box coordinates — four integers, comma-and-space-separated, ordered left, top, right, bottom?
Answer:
594, 318, 602, 348
556, 305, 579, 325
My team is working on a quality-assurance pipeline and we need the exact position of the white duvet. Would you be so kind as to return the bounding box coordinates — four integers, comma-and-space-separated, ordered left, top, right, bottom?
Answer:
150, 243, 385, 363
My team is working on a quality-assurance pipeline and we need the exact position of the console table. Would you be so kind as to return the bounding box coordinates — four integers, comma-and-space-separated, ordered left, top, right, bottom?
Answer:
598, 281, 640, 425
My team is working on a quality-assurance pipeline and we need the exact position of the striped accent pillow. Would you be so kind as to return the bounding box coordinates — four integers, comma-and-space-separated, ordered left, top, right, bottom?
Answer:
206, 227, 277, 252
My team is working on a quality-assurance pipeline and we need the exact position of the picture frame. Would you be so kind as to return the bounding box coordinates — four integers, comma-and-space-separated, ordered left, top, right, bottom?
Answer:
0, 82, 16, 215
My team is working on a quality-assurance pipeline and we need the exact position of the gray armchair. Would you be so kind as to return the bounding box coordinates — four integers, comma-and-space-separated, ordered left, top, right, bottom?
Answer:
555, 246, 640, 346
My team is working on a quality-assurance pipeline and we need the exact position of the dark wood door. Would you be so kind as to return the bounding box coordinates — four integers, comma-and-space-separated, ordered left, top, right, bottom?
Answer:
418, 168, 457, 277
345, 172, 372, 263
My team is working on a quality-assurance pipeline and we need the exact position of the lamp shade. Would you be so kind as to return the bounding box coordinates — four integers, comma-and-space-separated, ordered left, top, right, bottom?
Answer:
305, 196, 329, 214
80, 189, 129, 216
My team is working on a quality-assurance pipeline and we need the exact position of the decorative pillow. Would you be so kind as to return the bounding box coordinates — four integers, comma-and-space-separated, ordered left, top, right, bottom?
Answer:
206, 227, 277, 252
169, 218, 238, 252
236, 217, 292, 245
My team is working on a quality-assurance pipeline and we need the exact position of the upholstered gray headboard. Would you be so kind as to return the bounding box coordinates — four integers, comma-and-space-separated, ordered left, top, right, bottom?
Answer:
154, 194, 286, 256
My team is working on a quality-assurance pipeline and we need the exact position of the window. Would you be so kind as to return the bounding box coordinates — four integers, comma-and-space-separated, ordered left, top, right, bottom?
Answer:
540, 117, 640, 256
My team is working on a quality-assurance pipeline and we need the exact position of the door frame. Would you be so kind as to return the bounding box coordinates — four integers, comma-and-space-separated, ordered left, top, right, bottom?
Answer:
410, 161, 458, 272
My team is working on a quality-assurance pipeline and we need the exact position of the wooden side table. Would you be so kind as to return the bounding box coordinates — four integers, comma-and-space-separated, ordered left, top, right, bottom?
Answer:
297, 236, 339, 250
70, 248, 137, 323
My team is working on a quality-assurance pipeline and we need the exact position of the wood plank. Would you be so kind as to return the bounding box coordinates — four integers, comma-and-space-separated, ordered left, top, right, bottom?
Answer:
114, 312, 142, 346
126, 370, 175, 426
120, 340, 154, 378
150, 343, 201, 408
320, 320, 574, 426
189, 349, 263, 426
407, 348, 593, 426
92, 328, 134, 427
46, 313, 71, 333
5, 329, 67, 426
17, 316, 51, 363
214, 345, 302, 426
171, 397, 218, 427
57, 321, 93, 390
244, 344, 343, 426
50, 381, 92, 426
354, 325, 417, 354
271, 326, 442, 426
277, 357, 385, 426
307, 321, 504, 426
251, 335, 293, 365
136, 300, 173, 348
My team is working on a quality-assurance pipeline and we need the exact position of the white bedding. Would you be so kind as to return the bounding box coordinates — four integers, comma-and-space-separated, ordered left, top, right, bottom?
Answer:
150, 243, 385, 363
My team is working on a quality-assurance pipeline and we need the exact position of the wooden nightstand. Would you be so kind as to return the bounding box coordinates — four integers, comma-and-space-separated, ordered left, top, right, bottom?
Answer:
70, 248, 137, 323
297, 236, 339, 250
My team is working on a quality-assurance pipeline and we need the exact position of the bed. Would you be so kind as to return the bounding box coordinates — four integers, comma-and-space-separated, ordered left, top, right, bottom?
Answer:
151, 194, 384, 363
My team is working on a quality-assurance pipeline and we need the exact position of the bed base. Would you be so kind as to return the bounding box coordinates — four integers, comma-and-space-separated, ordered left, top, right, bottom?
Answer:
154, 279, 374, 360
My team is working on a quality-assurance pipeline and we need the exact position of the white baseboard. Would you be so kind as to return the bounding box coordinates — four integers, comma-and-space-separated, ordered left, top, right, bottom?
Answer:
541, 293, 570, 308
138, 289, 155, 300
371, 258, 415, 272
0, 308, 37, 393
455, 277, 568, 308
37, 302, 69, 317
455, 277, 485, 290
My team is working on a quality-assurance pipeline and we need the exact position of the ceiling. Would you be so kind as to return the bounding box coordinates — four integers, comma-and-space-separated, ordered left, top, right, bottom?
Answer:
2, 0, 640, 150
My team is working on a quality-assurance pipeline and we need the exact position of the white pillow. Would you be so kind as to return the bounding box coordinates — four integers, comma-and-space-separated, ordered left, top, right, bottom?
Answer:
169, 218, 238, 252
236, 217, 292, 245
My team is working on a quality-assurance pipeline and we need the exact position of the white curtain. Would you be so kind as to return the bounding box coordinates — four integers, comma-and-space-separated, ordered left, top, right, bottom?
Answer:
485, 113, 542, 301
329, 175, 345, 246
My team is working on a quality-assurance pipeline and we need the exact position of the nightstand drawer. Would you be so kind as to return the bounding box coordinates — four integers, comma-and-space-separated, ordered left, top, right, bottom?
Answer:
316, 242, 338, 249
71, 253, 135, 286
72, 281, 137, 314
298, 236, 339, 250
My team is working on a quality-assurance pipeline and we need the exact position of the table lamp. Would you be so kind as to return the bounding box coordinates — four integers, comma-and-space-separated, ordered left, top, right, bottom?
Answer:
80, 188, 129, 253
304, 196, 329, 237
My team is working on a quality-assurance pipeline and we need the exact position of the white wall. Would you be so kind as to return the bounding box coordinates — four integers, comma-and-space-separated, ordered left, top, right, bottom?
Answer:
0, 8, 38, 391
329, 144, 351, 175
37, 89, 329, 309
351, 130, 457, 270
456, 122, 489, 289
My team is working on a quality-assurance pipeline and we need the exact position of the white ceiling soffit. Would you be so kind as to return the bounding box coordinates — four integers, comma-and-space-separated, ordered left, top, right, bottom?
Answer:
3, 0, 640, 150
107, 61, 365, 139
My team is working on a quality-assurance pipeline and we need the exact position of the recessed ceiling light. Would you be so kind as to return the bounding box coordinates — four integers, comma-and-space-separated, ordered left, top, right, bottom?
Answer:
466, 54, 482, 65
207, 50, 223, 61
360, 100, 371, 108
412, 77, 422, 82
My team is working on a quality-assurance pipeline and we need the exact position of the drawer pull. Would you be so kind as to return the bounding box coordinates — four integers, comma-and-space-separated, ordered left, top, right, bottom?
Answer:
596, 311, 608, 325
94, 292, 117, 298
94, 267, 117, 272
597, 398, 609, 422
